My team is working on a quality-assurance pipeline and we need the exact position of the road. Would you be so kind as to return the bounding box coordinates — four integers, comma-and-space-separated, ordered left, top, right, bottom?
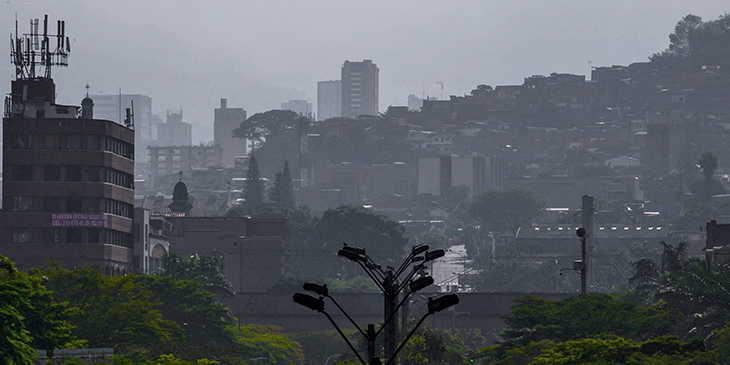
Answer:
430, 244, 471, 292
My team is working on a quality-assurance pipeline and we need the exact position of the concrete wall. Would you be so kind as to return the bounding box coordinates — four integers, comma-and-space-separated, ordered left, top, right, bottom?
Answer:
232, 292, 573, 333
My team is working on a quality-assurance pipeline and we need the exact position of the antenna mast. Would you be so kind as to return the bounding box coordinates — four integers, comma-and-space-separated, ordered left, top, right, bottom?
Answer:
10, 14, 70, 80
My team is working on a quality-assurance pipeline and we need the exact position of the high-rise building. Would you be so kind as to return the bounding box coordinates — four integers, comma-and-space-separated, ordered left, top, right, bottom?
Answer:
341, 60, 379, 118
90, 93, 152, 177
214, 98, 247, 167
281, 100, 313, 119
317, 80, 341, 121
156, 110, 192, 147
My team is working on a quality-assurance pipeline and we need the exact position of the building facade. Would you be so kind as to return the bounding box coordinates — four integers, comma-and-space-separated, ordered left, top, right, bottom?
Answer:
90, 93, 152, 177
341, 60, 379, 118
281, 99, 313, 119
214, 98, 247, 167
156, 109, 192, 147
317, 80, 341, 121
417, 156, 488, 197
147, 144, 224, 186
3, 79, 136, 274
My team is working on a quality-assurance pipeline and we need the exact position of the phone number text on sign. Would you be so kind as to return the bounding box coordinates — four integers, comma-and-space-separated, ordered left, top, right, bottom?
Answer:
51, 213, 109, 228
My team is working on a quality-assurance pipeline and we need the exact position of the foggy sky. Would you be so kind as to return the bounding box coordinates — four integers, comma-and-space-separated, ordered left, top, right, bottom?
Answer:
2, 1, 728, 142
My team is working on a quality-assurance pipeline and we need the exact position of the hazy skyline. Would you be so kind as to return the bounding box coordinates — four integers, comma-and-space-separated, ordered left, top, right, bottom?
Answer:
2, 1, 728, 142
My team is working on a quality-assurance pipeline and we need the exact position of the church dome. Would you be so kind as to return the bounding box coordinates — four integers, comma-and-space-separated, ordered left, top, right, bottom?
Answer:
173, 181, 189, 200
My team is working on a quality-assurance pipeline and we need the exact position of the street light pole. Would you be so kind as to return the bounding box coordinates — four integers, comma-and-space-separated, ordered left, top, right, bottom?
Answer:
295, 244, 452, 365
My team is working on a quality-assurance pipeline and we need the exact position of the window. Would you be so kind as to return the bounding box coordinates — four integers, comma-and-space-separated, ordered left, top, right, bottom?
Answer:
88, 228, 100, 244
87, 135, 101, 150
12, 228, 32, 243
12, 166, 34, 181
44, 165, 61, 181
43, 228, 60, 243
87, 198, 101, 213
67, 228, 83, 243
10, 134, 32, 149
12, 197, 33, 212
44, 135, 61, 149
44, 197, 61, 212
172, 155, 181, 161
66, 134, 82, 150
66, 198, 82, 213
88, 166, 101, 182
66, 166, 82, 181
158, 155, 167, 161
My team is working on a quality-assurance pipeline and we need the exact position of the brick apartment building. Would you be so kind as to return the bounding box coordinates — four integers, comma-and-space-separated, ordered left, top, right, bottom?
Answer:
1, 19, 136, 274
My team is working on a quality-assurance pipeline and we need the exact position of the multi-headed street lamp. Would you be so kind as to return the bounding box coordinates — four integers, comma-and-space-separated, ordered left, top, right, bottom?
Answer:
293, 243, 457, 365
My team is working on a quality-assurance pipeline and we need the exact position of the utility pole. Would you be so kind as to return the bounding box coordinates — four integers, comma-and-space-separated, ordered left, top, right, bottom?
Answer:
384, 269, 397, 360
581, 195, 593, 294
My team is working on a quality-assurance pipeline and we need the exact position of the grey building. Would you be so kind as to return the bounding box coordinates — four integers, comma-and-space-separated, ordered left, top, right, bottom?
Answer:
341, 60, 379, 118
214, 98, 247, 167
157, 110, 192, 147
317, 80, 341, 121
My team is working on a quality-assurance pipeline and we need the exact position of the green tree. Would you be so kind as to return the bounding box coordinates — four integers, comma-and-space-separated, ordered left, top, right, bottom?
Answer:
630, 242, 730, 339
270, 161, 296, 210
470, 186, 546, 234
231, 109, 303, 150
131, 275, 235, 361
650, 13, 730, 72
499, 294, 681, 349
35, 265, 174, 355
313, 205, 408, 278
227, 325, 304, 365
243, 153, 266, 211
0, 257, 39, 365
161, 253, 234, 298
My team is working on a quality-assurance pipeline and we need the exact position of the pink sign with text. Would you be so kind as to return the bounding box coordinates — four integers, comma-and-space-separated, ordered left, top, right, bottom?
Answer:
51, 213, 109, 228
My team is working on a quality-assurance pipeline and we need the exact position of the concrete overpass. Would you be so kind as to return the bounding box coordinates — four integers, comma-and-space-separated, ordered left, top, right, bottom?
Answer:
230, 292, 574, 333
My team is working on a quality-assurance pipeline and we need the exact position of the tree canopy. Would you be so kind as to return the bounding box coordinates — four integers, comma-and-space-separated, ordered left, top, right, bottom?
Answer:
270, 161, 296, 210
470, 186, 546, 234
499, 294, 681, 349
314, 205, 409, 278
243, 153, 267, 211
231, 109, 304, 150
651, 13, 730, 72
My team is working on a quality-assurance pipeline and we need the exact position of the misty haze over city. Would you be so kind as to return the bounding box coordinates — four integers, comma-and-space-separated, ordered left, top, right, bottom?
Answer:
5, 1, 730, 364
2, 1, 728, 142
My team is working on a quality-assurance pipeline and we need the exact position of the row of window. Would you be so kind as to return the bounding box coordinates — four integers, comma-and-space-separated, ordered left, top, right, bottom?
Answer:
7, 165, 133, 188
11, 196, 133, 218
10, 227, 132, 247
8, 134, 133, 159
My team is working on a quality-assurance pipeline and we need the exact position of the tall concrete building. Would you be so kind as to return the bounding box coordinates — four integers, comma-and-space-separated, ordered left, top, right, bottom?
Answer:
317, 80, 341, 121
90, 93, 152, 177
2, 75, 136, 274
341, 60, 379, 118
214, 98, 247, 167
157, 110, 192, 147
418, 156, 488, 197
281, 100, 313, 119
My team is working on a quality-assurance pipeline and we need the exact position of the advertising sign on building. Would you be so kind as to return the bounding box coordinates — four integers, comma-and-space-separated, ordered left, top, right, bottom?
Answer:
51, 213, 109, 228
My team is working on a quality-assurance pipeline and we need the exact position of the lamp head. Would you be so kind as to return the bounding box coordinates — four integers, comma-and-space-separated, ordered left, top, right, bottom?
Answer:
576, 227, 586, 238
409, 276, 434, 293
411, 244, 429, 256
303, 283, 329, 296
342, 244, 366, 255
338, 248, 361, 262
427, 294, 459, 313
293, 293, 325, 312
425, 249, 445, 262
